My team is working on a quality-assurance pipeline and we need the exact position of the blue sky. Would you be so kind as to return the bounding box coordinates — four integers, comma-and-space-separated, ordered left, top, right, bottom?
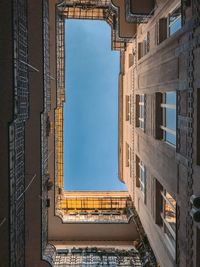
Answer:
64, 19, 127, 191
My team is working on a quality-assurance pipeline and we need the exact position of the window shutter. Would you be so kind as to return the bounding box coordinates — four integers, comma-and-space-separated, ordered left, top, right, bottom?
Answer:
138, 42, 143, 60
158, 18, 167, 44
147, 31, 150, 52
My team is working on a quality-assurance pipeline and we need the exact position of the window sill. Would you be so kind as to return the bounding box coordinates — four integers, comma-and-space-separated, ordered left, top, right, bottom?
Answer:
155, 137, 176, 152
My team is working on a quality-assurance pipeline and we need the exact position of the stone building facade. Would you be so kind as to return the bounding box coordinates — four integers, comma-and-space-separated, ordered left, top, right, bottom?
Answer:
120, 1, 200, 266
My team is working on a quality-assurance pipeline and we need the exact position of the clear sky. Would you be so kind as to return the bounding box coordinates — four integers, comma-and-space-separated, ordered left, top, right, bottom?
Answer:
64, 19, 127, 191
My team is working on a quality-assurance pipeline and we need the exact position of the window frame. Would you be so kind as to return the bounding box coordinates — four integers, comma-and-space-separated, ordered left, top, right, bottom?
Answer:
136, 156, 146, 199
125, 142, 130, 167
155, 179, 177, 258
160, 91, 176, 146
129, 147, 133, 178
138, 160, 146, 195
136, 94, 145, 130
168, 4, 182, 37
156, 4, 182, 45
138, 32, 150, 59
160, 190, 176, 251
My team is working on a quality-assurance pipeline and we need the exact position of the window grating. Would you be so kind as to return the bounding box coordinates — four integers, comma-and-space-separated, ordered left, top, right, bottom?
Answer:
10, 0, 29, 265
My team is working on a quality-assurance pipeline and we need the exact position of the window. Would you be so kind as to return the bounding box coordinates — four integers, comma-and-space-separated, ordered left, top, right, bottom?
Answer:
168, 5, 182, 36
136, 94, 145, 130
138, 32, 150, 60
125, 143, 130, 167
156, 18, 168, 44
136, 156, 146, 196
161, 91, 176, 146
126, 94, 133, 124
161, 190, 176, 249
129, 147, 133, 178
156, 5, 182, 44
155, 179, 176, 255
125, 95, 130, 121
143, 32, 150, 55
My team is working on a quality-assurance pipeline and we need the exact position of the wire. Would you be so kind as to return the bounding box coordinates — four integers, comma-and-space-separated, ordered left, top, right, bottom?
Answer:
0, 217, 6, 228
16, 174, 37, 201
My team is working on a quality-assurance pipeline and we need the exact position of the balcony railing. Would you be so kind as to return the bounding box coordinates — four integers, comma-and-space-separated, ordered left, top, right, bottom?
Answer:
47, 246, 142, 266
42, 0, 51, 256
9, 0, 29, 265
56, 196, 133, 223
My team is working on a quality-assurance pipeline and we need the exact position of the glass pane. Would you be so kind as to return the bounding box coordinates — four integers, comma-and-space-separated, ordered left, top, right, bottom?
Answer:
166, 91, 176, 105
166, 192, 176, 210
141, 169, 145, 183
140, 183, 144, 193
141, 95, 144, 103
165, 226, 176, 247
164, 191, 176, 232
166, 132, 176, 145
169, 7, 181, 23
141, 105, 144, 119
169, 17, 182, 36
169, 6, 181, 36
166, 108, 176, 130
163, 191, 176, 246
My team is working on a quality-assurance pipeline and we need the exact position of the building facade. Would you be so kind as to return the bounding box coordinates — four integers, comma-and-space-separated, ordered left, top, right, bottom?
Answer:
120, 1, 200, 266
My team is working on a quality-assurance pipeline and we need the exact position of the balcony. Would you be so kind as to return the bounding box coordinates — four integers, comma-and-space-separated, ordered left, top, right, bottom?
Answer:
56, 192, 133, 223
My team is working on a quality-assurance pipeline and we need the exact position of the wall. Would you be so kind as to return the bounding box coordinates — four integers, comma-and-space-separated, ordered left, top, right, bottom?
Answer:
122, 0, 200, 266
0, 1, 13, 266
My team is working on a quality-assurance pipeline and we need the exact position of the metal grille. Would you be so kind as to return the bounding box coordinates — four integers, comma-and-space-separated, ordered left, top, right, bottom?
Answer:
10, 122, 26, 267
57, 196, 133, 223
53, 247, 142, 267
57, 0, 128, 51
43, 243, 57, 265
55, 12, 65, 199
41, 113, 49, 253
42, 0, 51, 255
13, 0, 29, 121
129, 207, 157, 266
9, 0, 28, 266
43, 0, 51, 112
56, 14, 65, 107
